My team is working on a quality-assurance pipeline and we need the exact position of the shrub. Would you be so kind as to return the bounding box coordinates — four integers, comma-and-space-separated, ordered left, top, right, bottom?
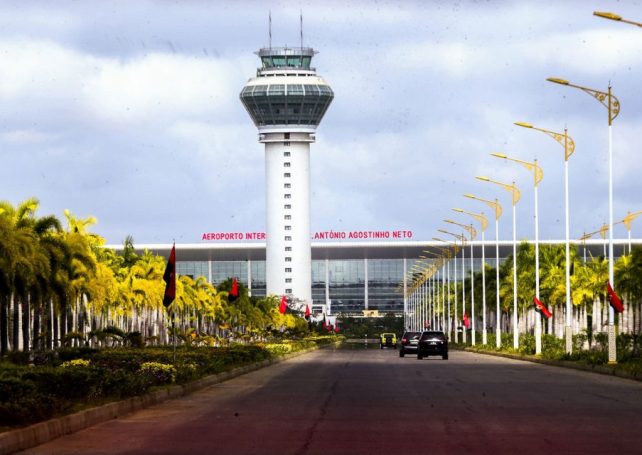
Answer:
574, 331, 589, 352
98, 368, 148, 398
22, 367, 99, 401
518, 334, 536, 355
60, 359, 91, 368
7, 351, 31, 365
139, 362, 176, 386
57, 346, 98, 362
175, 362, 199, 383
125, 331, 145, 348
542, 334, 566, 359
594, 332, 608, 350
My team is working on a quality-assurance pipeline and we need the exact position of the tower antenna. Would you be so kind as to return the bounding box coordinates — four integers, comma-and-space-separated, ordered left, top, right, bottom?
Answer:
300, 10, 303, 49
269, 10, 272, 50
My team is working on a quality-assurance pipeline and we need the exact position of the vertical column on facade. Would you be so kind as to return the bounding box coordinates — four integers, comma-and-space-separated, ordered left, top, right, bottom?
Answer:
419, 283, 423, 330
431, 274, 435, 329
325, 258, 330, 313
208, 260, 212, 284
247, 259, 252, 297
421, 281, 428, 330
364, 258, 368, 310
403, 258, 407, 326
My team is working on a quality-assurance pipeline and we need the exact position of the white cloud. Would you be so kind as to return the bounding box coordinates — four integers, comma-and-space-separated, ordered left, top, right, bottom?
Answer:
0, 129, 56, 144
82, 53, 246, 126
0, 38, 249, 129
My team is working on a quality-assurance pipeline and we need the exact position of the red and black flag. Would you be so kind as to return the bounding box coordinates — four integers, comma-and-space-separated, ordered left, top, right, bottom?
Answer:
228, 277, 239, 302
533, 296, 552, 319
304, 305, 311, 320
607, 282, 624, 313
163, 243, 176, 308
463, 312, 470, 329
279, 295, 288, 314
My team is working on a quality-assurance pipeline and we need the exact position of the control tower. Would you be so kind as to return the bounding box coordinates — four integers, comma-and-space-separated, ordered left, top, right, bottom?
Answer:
240, 46, 333, 306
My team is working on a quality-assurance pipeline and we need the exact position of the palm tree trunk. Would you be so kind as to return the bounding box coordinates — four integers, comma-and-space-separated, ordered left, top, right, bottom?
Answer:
0, 296, 8, 355
547, 305, 553, 335
12, 295, 20, 351
33, 301, 41, 351
59, 304, 67, 343
52, 306, 59, 348
22, 294, 30, 353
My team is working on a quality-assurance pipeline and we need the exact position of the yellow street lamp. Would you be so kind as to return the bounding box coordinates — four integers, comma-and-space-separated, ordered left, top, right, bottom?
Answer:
492, 152, 544, 355
579, 231, 594, 263
551, 75, 626, 363
594, 11, 642, 27
476, 176, 521, 349
623, 211, 642, 253
453, 208, 488, 345
464, 193, 503, 348
515, 121, 575, 354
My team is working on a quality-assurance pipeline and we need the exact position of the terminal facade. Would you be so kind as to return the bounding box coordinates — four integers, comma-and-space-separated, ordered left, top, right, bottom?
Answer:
121, 239, 634, 317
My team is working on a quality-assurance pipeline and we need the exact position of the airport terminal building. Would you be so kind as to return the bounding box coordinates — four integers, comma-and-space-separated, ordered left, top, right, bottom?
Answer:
121, 237, 635, 317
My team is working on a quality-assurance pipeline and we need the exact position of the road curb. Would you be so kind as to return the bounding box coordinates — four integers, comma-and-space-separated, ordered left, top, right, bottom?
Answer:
455, 347, 641, 382
0, 343, 337, 455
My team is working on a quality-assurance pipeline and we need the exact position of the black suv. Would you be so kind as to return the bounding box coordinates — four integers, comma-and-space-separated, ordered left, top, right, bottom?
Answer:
417, 331, 448, 360
399, 331, 421, 357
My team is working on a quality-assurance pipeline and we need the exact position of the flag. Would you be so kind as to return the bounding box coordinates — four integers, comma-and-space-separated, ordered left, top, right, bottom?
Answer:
304, 305, 310, 319
162, 244, 176, 308
279, 295, 287, 314
321, 315, 326, 328
607, 282, 624, 313
334, 324, 340, 333
228, 277, 239, 302
533, 296, 552, 319
463, 312, 470, 329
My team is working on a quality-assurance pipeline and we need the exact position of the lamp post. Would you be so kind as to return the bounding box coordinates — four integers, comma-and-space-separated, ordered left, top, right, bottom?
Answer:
515, 121, 575, 354
446, 219, 477, 345
453, 208, 487, 345
434, 239, 457, 340
439, 229, 467, 343
491, 152, 544, 354
465, 194, 502, 347
623, 211, 642, 254
594, 11, 642, 27
476, 177, 521, 349
547, 76, 621, 362
600, 223, 609, 258
423, 251, 446, 330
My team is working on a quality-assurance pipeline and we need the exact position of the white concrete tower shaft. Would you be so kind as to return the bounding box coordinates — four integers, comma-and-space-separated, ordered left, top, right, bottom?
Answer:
240, 46, 333, 306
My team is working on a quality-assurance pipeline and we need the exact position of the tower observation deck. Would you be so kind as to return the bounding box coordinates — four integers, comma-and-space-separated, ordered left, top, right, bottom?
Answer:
240, 46, 333, 307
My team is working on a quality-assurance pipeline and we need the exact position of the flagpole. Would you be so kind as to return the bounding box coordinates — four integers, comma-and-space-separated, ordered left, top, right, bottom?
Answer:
172, 239, 176, 364
172, 309, 176, 364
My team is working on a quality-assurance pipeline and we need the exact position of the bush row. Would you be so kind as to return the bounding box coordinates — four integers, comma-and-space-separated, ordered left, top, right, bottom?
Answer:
0, 335, 341, 427
452, 332, 642, 375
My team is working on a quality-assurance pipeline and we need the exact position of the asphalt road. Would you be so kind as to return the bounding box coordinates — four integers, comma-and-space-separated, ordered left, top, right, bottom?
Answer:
20, 345, 642, 454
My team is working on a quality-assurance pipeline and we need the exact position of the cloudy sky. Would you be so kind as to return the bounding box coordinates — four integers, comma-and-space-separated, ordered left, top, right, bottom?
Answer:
2, 0, 641, 245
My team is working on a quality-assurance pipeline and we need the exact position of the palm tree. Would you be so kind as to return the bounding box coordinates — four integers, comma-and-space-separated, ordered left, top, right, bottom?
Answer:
539, 245, 566, 336
628, 247, 642, 356
0, 198, 41, 352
